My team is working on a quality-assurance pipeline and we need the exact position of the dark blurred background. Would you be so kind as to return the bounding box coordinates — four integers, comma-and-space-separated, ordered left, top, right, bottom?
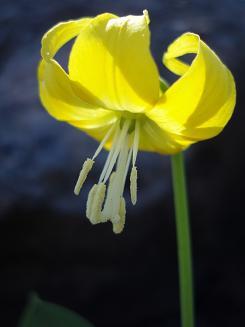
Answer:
0, 0, 244, 326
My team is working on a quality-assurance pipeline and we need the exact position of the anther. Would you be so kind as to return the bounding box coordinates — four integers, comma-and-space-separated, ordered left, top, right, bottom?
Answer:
74, 158, 94, 195
130, 166, 138, 205
88, 183, 106, 225
86, 184, 97, 219
112, 197, 126, 234
102, 172, 116, 221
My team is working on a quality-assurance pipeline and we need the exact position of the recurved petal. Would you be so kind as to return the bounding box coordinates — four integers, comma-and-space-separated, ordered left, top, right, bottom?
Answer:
38, 59, 116, 129
41, 18, 91, 61
147, 32, 236, 145
39, 19, 117, 139
68, 11, 160, 113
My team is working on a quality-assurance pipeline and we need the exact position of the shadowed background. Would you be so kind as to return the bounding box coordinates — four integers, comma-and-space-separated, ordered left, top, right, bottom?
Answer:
0, 0, 244, 326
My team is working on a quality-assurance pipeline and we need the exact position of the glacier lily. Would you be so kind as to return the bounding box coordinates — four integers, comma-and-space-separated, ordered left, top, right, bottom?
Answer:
38, 10, 236, 234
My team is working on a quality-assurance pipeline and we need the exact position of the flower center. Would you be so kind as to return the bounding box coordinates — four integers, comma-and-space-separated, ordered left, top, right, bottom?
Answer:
74, 118, 140, 234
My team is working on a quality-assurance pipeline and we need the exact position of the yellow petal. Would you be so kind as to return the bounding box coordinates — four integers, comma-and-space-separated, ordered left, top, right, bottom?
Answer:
38, 60, 116, 127
41, 18, 91, 61
147, 32, 236, 148
68, 11, 160, 113
137, 117, 191, 155
38, 19, 117, 138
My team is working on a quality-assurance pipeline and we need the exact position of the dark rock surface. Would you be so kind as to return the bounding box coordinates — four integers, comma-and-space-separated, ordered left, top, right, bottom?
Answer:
0, 0, 244, 326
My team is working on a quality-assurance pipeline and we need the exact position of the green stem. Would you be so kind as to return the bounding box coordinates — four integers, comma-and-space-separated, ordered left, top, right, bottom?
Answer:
171, 152, 194, 327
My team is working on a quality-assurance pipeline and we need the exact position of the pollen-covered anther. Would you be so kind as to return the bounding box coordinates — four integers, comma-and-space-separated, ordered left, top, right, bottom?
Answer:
130, 166, 138, 205
86, 184, 97, 219
86, 183, 106, 224
74, 158, 94, 195
101, 172, 116, 222
112, 197, 126, 234
111, 214, 121, 224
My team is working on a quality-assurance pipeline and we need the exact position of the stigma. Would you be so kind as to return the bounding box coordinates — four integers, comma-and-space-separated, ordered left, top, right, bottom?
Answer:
74, 119, 140, 234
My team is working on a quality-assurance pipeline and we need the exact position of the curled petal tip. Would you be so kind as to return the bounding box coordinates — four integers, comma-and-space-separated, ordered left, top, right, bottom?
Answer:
143, 9, 150, 24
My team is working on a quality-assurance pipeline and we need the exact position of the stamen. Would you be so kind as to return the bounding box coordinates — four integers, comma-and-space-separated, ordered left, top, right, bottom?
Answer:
120, 197, 126, 219
102, 134, 129, 222
130, 166, 137, 205
108, 135, 129, 220
75, 124, 117, 196
129, 120, 140, 205
86, 184, 97, 218
92, 123, 116, 160
102, 120, 131, 183
74, 158, 94, 195
112, 197, 126, 234
83, 119, 141, 233
132, 120, 140, 167
99, 126, 120, 183
122, 147, 133, 192
101, 172, 116, 221
86, 183, 106, 225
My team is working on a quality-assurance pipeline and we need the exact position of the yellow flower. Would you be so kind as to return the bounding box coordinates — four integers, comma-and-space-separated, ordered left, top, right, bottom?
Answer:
38, 10, 236, 233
